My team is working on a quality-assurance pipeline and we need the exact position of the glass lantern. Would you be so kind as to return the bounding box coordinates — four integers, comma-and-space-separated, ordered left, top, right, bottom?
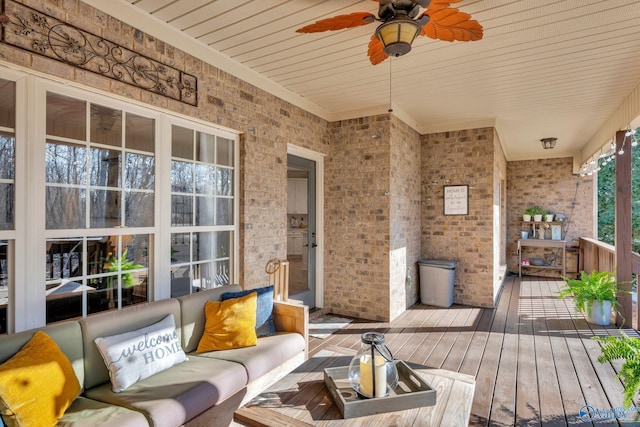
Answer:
348, 332, 398, 398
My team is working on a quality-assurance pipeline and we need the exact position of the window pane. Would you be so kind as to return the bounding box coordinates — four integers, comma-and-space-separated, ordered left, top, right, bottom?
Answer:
193, 261, 215, 290
217, 167, 233, 196
195, 132, 215, 163
46, 187, 86, 229
172, 195, 192, 226
0, 133, 15, 180
46, 142, 87, 185
46, 239, 83, 280
125, 153, 155, 190
172, 125, 193, 160
90, 189, 121, 228
125, 234, 150, 269
171, 233, 190, 264
215, 231, 231, 258
214, 260, 230, 287
47, 93, 86, 140
125, 191, 154, 227
195, 196, 214, 226
193, 232, 213, 261
172, 161, 193, 193
47, 286, 84, 323
0, 80, 15, 129
0, 184, 13, 230
217, 137, 234, 167
90, 148, 121, 188
125, 113, 154, 152
0, 241, 8, 334
87, 275, 118, 316
45, 238, 86, 323
122, 271, 148, 307
216, 198, 233, 225
90, 104, 121, 147
195, 164, 215, 195
171, 267, 192, 297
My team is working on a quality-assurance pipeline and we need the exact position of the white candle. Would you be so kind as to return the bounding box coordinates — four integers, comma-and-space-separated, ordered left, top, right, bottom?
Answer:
359, 354, 387, 397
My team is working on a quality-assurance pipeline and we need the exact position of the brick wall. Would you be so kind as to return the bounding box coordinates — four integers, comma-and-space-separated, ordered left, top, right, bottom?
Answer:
325, 116, 392, 320
389, 116, 422, 318
506, 158, 594, 276
421, 128, 498, 308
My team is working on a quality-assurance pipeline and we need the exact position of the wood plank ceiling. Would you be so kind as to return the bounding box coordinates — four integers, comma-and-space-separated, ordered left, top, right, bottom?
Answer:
119, 0, 640, 161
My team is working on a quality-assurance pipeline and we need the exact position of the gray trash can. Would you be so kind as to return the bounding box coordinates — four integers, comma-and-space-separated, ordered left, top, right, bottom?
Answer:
418, 259, 457, 307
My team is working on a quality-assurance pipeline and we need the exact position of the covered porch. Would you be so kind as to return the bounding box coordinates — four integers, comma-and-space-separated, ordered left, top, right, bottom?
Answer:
310, 276, 639, 425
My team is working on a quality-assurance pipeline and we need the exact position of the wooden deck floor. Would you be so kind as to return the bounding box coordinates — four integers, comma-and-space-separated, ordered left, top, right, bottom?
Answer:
309, 276, 639, 426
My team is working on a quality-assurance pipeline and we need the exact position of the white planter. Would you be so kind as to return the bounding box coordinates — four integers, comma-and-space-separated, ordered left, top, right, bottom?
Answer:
585, 300, 612, 325
533, 214, 543, 222
545, 214, 554, 222
523, 214, 531, 222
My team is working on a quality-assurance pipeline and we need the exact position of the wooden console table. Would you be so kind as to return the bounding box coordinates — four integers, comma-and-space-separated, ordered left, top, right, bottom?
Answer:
518, 239, 566, 278
233, 345, 475, 426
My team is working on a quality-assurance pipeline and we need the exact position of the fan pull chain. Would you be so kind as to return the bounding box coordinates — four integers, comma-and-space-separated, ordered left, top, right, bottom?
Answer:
388, 57, 393, 113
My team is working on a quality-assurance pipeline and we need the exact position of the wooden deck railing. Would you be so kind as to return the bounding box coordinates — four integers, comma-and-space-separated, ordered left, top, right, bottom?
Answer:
580, 237, 640, 328
579, 237, 640, 276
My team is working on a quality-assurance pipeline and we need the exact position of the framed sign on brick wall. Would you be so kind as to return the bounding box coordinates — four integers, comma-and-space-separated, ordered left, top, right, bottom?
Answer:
443, 185, 468, 215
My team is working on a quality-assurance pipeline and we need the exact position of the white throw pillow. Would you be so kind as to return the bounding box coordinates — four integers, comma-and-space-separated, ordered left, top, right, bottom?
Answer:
94, 314, 187, 392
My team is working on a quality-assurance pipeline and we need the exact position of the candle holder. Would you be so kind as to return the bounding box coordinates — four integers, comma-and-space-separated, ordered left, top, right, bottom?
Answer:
347, 332, 398, 398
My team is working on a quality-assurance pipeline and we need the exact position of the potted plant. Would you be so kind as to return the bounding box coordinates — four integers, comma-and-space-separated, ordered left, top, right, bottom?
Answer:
594, 333, 640, 408
522, 209, 532, 222
525, 206, 544, 222
558, 270, 626, 325
544, 210, 555, 222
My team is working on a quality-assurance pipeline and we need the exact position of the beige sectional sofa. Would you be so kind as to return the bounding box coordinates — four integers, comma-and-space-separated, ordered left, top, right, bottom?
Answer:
0, 284, 308, 426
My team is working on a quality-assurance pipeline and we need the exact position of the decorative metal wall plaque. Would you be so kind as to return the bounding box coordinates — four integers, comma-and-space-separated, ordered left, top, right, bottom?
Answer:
0, 0, 197, 106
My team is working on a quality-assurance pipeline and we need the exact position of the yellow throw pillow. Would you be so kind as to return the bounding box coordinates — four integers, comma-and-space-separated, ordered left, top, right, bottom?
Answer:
0, 331, 81, 427
196, 292, 258, 352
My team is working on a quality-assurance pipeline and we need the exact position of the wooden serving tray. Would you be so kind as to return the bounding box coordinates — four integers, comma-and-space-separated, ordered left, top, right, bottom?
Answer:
323, 360, 437, 419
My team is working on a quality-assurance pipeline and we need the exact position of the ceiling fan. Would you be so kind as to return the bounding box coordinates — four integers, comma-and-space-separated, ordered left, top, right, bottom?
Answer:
296, 0, 483, 65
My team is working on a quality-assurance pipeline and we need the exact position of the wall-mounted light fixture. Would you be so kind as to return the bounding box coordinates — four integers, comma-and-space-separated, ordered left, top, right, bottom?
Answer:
540, 137, 557, 150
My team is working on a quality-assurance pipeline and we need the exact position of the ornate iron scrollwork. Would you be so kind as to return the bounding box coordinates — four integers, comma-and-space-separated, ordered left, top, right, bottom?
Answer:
0, 0, 197, 106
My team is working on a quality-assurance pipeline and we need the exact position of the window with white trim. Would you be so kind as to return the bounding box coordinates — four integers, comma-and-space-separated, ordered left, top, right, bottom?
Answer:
44, 92, 153, 323
0, 71, 238, 332
170, 125, 235, 296
0, 78, 15, 334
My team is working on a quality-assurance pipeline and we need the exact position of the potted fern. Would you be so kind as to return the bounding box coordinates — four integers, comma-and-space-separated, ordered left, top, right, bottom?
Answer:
558, 270, 625, 326
595, 333, 640, 408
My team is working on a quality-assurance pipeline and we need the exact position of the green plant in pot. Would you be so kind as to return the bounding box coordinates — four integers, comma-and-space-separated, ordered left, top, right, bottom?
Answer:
558, 270, 626, 326
525, 206, 544, 222
594, 333, 640, 408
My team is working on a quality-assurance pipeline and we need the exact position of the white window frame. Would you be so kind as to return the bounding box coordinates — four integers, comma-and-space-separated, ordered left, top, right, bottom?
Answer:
4, 67, 239, 332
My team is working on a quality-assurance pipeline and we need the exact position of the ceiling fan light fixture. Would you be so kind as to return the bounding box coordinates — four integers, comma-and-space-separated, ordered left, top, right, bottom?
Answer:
540, 137, 557, 150
375, 16, 421, 57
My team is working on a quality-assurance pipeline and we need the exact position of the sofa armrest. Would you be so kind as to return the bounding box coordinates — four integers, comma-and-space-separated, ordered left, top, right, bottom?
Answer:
272, 300, 308, 358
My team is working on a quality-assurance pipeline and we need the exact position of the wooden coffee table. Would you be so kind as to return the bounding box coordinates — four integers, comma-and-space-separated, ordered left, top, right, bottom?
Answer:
233, 345, 475, 427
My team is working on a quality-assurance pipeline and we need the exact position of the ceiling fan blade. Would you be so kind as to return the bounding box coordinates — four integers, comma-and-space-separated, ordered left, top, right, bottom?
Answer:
420, 7, 483, 41
296, 12, 376, 33
367, 34, 388, 65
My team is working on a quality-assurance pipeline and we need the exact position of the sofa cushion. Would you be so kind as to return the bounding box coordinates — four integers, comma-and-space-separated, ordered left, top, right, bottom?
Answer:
197, 292, 257, 352
58, 396, 148, 427
84, 356, 248, 427
80, 298, 182, 390
222, 285, 276, 337
95, 314, 187, 392
0, 331, 81, 427
194, 332, 305, 382
177, 285, 242, 353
